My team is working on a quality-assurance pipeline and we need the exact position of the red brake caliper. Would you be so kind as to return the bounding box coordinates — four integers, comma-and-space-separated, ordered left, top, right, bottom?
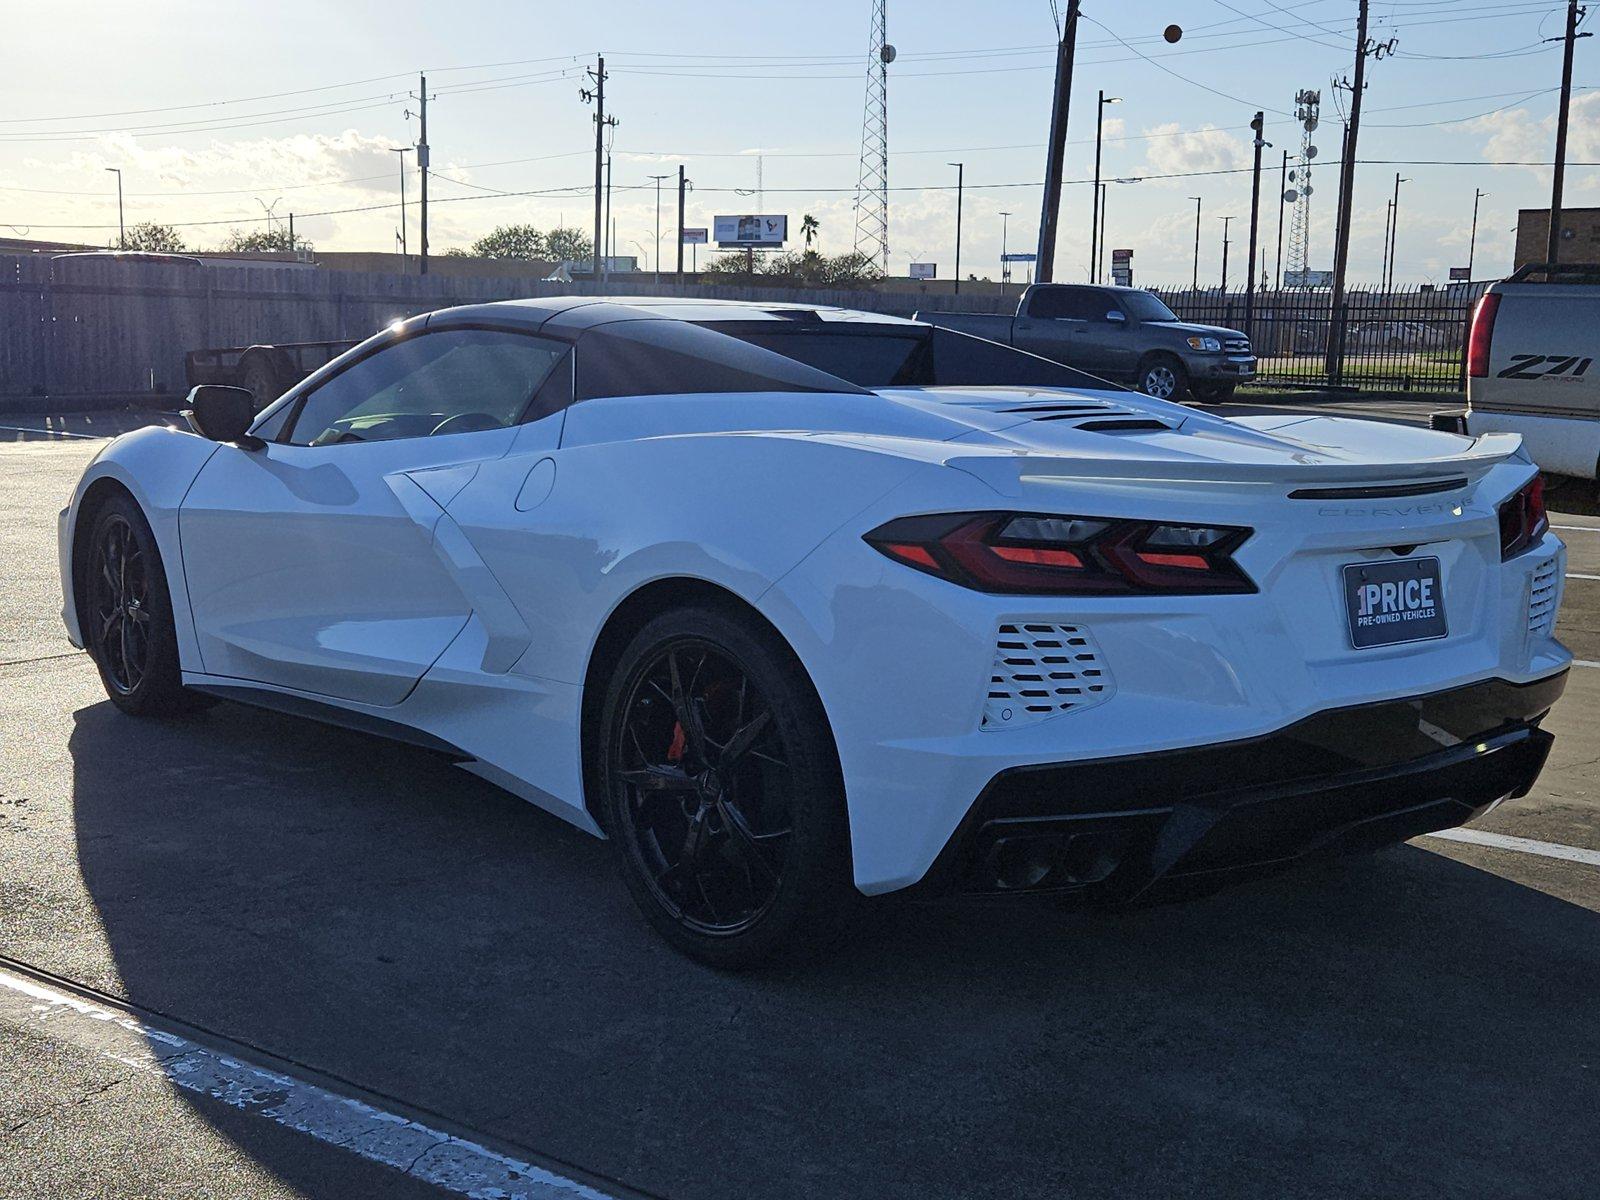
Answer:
666, 722, 687, 763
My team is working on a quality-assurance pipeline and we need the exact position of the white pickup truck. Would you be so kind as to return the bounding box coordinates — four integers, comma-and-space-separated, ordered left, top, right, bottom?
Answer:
1442, 264, 1600, 479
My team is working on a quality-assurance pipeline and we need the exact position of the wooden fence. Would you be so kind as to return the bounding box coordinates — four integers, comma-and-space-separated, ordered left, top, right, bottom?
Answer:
0, 255, 1018, 406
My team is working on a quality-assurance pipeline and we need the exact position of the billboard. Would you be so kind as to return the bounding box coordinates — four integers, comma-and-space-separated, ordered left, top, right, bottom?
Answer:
681, 227, 708, 245
1448, 266, 1471, 281
1000, 252, 1037, 263
1283, 268, 1334, 288
909, 262, 937, 279
713, 214, 787, 247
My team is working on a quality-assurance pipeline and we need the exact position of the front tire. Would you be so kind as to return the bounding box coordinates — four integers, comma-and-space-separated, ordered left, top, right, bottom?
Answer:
83, 494, 208, 717
1135, 354, 1188, 402
1189, 383, 1237, 405
598, 605, 855, 968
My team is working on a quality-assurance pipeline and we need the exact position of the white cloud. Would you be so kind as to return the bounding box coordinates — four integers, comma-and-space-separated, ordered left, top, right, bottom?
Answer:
1140, 123, 1251, 184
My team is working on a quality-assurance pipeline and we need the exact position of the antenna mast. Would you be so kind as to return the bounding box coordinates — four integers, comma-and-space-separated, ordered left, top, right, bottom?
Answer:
1283, 89, 1320, 285
852, 0, 892, 271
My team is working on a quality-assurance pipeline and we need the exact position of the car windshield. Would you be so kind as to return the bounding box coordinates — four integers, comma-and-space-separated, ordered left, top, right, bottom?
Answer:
1118, 291, 1181, 322
703, 322, 1109, 391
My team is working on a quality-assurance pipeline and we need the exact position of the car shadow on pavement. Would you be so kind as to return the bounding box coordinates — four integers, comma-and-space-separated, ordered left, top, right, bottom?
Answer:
67, 698, 1600, 1200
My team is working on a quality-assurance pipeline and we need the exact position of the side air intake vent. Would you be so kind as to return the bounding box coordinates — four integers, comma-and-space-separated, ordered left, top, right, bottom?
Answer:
1073, 418, 1172, 433
1528, 557, 1559, 637
982, 622, 1113, 730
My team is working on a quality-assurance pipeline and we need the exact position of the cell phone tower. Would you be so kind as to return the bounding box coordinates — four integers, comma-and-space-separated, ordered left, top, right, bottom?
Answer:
1282, 89, 1321, 285
852, 0, 893, 271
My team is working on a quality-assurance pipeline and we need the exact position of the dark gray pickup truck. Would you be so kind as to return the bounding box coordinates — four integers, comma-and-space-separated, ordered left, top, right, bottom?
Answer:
916, 283, 1255, 403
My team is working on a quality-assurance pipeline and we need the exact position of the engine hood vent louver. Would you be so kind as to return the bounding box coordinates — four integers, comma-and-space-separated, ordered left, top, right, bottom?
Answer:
1064, 418, 1172, 432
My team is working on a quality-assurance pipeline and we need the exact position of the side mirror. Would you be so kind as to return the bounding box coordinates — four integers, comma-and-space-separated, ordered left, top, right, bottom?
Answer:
183, 385, 264, 448
1105, 310, 1127, 323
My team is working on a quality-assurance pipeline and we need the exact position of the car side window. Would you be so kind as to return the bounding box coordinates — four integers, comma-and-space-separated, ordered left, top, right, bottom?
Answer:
284, 329, 568, 447
1026, 287, 1074, 320
1028, 287, 1110, 322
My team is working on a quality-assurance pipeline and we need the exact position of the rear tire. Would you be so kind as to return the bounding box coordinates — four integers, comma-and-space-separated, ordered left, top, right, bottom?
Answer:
82, 494, 210, 717
1135, 354, 1188, 402
598, 605, 856, 969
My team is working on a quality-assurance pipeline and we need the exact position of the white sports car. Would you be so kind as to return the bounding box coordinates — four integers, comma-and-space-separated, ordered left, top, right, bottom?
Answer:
58, 297, 1571, 966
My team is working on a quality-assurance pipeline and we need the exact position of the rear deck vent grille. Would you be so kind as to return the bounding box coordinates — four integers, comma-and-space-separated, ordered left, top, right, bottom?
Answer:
982, 622, 1113, 730
1528, 558, 1559, 637
1073, 418, 1171, 433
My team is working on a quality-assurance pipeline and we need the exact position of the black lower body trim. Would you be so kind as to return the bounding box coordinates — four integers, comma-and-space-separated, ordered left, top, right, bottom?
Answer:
927, 672, 1567, 900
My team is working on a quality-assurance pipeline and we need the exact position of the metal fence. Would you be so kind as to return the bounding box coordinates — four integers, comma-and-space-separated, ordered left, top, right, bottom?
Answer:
1152, 283, 1483, 394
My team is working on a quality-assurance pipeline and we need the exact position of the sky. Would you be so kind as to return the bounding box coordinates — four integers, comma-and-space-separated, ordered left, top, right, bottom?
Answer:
3, 0, 1596, 287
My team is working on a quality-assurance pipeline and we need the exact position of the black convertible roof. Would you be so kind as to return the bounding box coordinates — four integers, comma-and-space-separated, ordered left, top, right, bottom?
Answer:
425, 295, 922, 335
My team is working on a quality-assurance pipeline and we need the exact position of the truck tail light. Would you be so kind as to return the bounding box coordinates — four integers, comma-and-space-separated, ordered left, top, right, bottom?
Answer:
865, 512, 1256, 595
1466, 293, 1501, 379
1498, 475, 1548, 560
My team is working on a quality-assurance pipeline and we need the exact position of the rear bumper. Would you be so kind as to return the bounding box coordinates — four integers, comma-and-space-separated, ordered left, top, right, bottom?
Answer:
921, 671, 1565, 900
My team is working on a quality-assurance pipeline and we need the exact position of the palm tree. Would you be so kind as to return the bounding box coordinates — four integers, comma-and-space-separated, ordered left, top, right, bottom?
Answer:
800, 213, 820, 251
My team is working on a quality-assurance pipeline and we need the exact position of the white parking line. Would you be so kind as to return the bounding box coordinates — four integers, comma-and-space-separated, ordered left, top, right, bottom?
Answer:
1422, 828, 1600, 868
1553, 524, 1600, 533
1568, 573, 1600, 581
1575, 660, 1600, 669
0, 964, 617, 1200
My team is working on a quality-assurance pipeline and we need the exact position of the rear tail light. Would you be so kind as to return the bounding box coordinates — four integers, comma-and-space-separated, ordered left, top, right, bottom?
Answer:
1498, 475, 1548, 559
864, 512, 1256, 595
1467, 293, 1501, 379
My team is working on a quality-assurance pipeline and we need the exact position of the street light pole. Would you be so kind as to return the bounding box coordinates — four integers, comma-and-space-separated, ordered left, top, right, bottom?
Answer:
1219, 216, 1234, 291
949, 162, 964, 295
999, 210, 1013, 295
1275, 150, 1287, 289
1380, 199, 1393, 289
1188, 197, 1202, 291
104, 168, 124, 249
1089, 92, 1121, 282
1387, 174, 1408, 290
649, 173, 671, 287
1468, 188, 1487, 279
391, 147, 413, 271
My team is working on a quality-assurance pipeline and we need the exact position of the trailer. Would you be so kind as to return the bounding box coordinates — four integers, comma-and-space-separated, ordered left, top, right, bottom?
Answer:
185, 339, 357, 410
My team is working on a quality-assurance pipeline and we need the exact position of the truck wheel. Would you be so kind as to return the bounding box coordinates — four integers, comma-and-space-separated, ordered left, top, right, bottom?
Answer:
1135, 355, 1187, 402
240, 356, 281, 412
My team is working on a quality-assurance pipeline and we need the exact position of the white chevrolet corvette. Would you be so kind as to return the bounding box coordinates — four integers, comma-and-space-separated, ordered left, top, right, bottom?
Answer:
59, 297, 1570, 965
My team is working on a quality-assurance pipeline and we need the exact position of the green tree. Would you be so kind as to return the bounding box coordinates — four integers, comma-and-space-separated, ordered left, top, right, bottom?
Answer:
469, 224, 547, 259
219, 226, 312, 253
543, 226, 593, 263
800, 213, 820, 250
115, 222, 187, 253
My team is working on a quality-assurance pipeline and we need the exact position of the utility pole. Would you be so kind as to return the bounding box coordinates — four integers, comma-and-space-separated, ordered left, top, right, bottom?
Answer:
1327, 0, 1373, 382
1468, 188, 1487, 278
288, 213, 295, 257
581, 56, 617, 282
104, 168, 124, 249
1275, 150, 1287, 289
1386, 174, 1407, 289
1245, 111, 1267, 335
649, 173, 671, 287
604, 153, 613, 276
416, 74, 430, 276
676, 165, 686, 286
949, 161, 964, 295
1188, 196, 1202, 291
1035, 0, 1080, 282
1546, 0, 1588, 264
1219, 216, 1234, 291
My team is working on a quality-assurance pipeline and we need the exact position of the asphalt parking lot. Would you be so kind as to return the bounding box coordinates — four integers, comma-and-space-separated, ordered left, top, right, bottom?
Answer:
2, 406, 1598, 1200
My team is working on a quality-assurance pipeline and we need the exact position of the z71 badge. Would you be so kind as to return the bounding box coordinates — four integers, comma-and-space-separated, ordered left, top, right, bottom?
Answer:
1497, 354, 1593, 381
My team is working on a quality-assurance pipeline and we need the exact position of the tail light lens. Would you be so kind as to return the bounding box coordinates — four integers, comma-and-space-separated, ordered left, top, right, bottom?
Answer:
1498, 475, 1548, 559
1467, 293, 1501, 379
865, 512, 1255, 595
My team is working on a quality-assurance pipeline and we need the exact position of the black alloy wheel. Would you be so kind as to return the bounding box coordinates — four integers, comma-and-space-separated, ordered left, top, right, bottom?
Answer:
601, 606, 854, 967
89, 513, 151, 696
83, 494, 208, 716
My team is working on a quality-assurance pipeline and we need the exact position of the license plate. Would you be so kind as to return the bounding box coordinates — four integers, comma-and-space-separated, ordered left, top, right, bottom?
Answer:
1342, 557, 1448, 649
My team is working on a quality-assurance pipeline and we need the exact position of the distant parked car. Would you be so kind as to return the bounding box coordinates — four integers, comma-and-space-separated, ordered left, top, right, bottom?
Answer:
917, 284, 1256, 403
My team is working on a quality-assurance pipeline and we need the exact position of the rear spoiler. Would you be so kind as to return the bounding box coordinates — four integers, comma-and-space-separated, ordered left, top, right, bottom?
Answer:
945, 432, 1525, 496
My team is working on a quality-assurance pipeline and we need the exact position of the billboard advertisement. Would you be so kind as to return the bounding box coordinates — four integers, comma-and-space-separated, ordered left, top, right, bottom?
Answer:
681, 227, 709, 244
909, 262, 937, 279
714, 214, 787, 247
